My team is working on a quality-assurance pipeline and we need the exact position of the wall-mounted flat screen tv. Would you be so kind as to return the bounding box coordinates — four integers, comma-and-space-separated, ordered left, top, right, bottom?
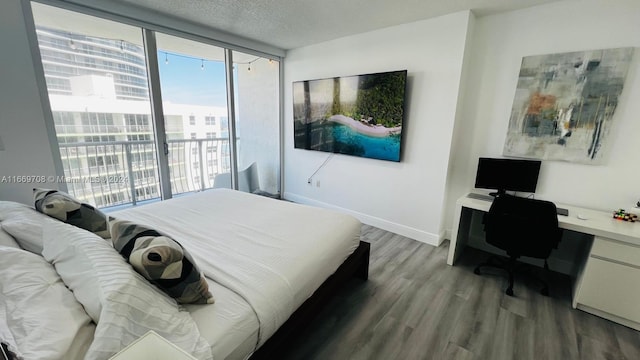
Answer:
293, 70, 407, 162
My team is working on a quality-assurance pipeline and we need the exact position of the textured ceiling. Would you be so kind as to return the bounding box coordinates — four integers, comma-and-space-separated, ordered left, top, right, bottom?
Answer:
82, 0, 562, 50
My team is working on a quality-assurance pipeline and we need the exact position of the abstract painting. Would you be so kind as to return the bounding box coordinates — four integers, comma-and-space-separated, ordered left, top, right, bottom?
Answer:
503, 47, 634, 164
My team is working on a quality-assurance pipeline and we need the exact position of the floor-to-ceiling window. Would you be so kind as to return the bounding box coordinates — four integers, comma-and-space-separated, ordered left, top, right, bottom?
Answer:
32, 3, 160, 207
30, 1, 281, 208
155, 32, 231, 194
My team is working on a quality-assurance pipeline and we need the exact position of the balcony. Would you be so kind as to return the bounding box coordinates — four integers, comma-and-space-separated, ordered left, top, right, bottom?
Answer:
58, 138, 232, 208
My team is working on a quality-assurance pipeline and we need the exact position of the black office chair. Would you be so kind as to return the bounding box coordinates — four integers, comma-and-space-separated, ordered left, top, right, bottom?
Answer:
474, 194, 562, 296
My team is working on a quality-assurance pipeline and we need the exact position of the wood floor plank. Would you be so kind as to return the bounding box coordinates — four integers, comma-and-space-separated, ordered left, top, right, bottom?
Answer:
572, 306, 625, 354
577, 333, 625, 360
441, 341, 474, 360
397, 288, 467, 360
488, 308, 518, 360
448, 275, 503, 359
280, 225, 640, 360
350, 315, 414, 360
488, 308, 535, 360
613, 323, 640, 360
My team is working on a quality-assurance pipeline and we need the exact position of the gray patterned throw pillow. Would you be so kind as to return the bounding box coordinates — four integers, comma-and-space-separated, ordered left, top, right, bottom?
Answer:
33, 188, 110, 239
108, 217, 214, 304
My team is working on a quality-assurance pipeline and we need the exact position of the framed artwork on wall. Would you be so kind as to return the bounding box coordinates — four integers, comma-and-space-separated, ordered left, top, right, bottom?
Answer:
503, 47, 634, 164
292, 70, 407, 162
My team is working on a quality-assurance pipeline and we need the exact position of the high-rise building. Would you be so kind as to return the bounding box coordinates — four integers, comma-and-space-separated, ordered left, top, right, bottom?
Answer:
35, 26, 228, 208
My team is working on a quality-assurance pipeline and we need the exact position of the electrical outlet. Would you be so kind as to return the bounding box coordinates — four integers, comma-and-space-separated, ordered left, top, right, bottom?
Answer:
316, 180, 320, 187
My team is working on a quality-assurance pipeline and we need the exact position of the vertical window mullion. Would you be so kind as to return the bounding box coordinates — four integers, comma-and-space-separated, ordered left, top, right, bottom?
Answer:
224, 49, 239, 190
142, 29, 172, 200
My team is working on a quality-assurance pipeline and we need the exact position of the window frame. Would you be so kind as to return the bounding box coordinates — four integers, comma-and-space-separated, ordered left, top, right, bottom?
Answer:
24, 0, 283, 206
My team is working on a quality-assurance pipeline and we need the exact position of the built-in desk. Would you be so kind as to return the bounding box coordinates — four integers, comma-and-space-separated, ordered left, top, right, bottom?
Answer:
449, 193, 640, 330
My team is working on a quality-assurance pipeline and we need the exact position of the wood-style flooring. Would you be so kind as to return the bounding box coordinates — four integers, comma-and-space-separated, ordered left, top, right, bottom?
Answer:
280, 225, 640, 360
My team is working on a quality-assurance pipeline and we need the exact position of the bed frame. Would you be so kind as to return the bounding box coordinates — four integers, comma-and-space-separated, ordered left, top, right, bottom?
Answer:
250, 240, 370, 359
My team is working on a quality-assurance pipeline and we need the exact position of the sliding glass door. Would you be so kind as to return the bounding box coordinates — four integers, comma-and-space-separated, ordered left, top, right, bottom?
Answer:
155, 33, 232, 194
29, 1, 280, 208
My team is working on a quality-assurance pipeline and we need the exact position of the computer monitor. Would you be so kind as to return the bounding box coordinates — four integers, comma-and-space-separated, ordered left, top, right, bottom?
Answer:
474, 157, 541, 196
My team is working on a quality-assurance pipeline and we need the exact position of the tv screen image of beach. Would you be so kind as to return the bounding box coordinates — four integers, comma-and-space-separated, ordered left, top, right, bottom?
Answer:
293, 70, 407, 162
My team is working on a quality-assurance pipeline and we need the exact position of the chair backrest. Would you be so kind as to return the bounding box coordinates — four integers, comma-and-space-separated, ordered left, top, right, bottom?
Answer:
483, 194, 561, 259
212, 162, 260, 193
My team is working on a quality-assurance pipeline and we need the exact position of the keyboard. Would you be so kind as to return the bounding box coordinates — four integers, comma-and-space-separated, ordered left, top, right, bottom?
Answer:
467, 193, 494, 201
557, 207, 569, 216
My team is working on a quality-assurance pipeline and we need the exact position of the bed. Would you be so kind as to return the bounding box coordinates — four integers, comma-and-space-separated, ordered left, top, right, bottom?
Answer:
0, 189, 369, 360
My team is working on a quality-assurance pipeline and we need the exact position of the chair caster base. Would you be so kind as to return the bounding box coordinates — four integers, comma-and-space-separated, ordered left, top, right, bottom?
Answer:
506, 288, 514, 296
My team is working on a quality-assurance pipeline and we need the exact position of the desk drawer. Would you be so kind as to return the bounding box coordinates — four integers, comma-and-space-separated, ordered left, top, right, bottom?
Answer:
578, 257, 640, 324
591, 236, 640, 267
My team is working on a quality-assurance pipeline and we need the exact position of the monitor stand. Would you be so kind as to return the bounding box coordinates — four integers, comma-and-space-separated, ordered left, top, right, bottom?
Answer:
488, 189, 506, 197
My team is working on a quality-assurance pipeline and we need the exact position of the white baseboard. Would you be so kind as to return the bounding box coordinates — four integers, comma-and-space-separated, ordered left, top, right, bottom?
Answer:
283, 192, 441, 246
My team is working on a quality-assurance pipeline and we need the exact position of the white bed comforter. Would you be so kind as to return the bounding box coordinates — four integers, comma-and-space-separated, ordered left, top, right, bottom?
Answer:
114, 189, 361, 351
0, 201, 213, 360
0, 247, 95, 360
41, 220, 213, 360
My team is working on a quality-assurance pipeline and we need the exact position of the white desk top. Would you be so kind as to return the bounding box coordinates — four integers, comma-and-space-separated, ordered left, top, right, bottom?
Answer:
459, 193, 640, 247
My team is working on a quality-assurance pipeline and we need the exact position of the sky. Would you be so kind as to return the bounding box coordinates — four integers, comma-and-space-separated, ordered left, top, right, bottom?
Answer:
156, 51, 229, 108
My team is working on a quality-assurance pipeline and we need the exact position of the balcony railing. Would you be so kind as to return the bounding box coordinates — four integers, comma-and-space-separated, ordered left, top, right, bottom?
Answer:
58, 138, 232, 208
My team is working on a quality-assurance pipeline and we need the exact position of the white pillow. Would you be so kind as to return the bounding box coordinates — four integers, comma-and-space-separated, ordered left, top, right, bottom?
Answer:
42, 221, 116, 322
2, 217, 45, 254
41, 221, 212, 360
0, 246, 95, 360
0, 202, 61, 254
0, 201, 33, 220
0, 225, 20, 248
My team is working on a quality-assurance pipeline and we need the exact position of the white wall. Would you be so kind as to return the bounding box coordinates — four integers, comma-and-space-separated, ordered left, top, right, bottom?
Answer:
0, 0, 61, 205
284, 11, 473, 245
445, 0, 640, 235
